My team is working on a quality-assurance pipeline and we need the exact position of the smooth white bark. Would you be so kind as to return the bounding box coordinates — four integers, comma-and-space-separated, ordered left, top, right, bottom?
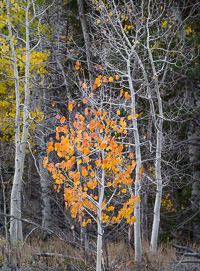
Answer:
7, 0, 31, 245
127, 56, 142, 260
96, 151, 105, 271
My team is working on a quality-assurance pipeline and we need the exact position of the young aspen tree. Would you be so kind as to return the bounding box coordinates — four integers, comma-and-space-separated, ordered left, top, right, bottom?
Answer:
44, 92, 140, 271
1, 0, 49, 245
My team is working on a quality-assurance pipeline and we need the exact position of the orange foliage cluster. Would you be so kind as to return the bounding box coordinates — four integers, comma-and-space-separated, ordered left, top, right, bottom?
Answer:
44, 105, 140, 227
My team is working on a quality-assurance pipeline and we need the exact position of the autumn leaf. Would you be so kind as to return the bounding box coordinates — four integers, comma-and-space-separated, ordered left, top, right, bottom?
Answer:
60, 116, 66, 123
103, 76, 108, 83
73, 122, 78, 128
95, 158, 101, 167
75, 60, 81, 70
97, 19, 101, 24
82, 99, 88, 104
82, 82, 87, 89
124, 92, 131, 99
130, 216, 136, 225
127, 115, 132, 120
68, 102, 73, 111
43, 156, 48, 168
115, 75, 119, 80
89, 92, 94, 98
129, 153, 134, 159
108, 77, 113, 82
117, 110, 120, 115
85, 108, 88, 116
56, 115, 61, 119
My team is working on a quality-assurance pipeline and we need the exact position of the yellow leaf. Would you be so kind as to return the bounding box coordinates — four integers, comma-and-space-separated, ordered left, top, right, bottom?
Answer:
109, 77, 113, 82
77, 160, 82, 165
97, 19, 101, 24
117, 110, 120, 115
153, 74, 156, 79
115, 75, 119, 80
127, 115, 132, 120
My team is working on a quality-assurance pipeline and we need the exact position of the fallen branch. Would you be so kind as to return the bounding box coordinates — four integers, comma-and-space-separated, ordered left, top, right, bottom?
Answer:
176, 252, 200, 259
170, 243, 200, 260
170, 243, 197, 254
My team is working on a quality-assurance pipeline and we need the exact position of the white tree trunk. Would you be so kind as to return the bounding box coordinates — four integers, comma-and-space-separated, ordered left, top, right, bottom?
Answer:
96, 151, 105, 271
150, 130, 163, 254
127, 56, 142, 260
7, 0, 31, 245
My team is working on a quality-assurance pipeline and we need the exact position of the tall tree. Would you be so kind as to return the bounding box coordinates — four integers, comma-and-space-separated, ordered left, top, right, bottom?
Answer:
0, 0, 49, 245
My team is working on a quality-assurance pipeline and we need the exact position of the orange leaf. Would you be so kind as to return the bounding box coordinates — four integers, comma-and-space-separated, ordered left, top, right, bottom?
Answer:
68, 103, 73, 111
85, 108, 88, 116
75, 60, 81, 70
89, 92, 94, 98
51, 101, 55, 107
43, 156, 48, 168
97, 19, 101, 24
60, 116, 66, 123
103, 76, 108, 83
115, 75, 119, 80
124, 92, 131, 99
73, 122, 78, 128
127, 115, 132, 120
95, 108, 102, 116
82, 82, 87, 89
93, 84, 97, 89
82, 99, 88, 104
120, 89, 124, 97
95, 158, 101, 167
129, 153, 134, 159
56, 126, 63, 132
117, 110, 120, 115
56, 115, 60, 119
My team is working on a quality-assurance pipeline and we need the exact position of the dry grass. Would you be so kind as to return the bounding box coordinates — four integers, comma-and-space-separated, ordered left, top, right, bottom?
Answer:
0, 236, 88, 270
0, 236, 198, 270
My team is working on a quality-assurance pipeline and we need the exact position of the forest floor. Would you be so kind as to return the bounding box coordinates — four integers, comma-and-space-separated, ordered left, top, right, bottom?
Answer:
0, 236, 199, 271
